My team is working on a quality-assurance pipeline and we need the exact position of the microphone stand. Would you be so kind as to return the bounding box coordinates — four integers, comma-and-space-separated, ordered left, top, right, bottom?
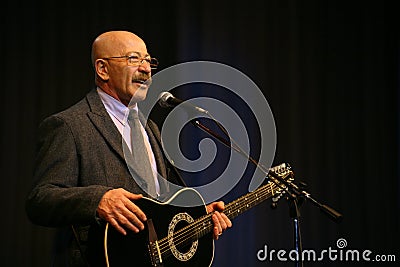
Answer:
289, 196, 303, 267
189, 115, 343, 267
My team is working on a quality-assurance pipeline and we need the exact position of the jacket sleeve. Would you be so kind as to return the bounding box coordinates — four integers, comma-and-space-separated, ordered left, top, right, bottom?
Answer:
25, 115, 111, 227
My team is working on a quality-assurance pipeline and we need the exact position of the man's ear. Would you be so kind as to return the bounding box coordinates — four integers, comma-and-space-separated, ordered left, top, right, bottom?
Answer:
95, 59, 109, 81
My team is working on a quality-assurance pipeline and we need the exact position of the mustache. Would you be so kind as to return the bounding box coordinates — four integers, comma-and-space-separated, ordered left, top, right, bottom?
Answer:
132, 74, 152, 87
133, 74, 151, 82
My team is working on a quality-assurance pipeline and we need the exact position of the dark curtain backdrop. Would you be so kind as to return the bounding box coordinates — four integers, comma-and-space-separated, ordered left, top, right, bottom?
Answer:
2, 1, 399, 266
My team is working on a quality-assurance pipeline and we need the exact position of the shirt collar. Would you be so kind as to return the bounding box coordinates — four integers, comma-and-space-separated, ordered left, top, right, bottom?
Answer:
97, 87, 138, 126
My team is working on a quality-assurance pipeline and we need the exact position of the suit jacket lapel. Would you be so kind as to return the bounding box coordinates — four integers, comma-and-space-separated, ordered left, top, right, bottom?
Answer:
85, 89, 126, 161
145, 115, 186, 186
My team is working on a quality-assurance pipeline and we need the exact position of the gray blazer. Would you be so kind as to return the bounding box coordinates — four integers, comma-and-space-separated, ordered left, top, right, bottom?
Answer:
26, 89, 185, 266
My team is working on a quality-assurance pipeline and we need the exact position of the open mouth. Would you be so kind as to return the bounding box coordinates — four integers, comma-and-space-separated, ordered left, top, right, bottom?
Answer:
133, 79, 146, 84
132, 78, 151, 87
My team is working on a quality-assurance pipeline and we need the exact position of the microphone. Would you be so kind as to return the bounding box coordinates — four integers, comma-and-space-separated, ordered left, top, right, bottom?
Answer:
157, 92, 209, 114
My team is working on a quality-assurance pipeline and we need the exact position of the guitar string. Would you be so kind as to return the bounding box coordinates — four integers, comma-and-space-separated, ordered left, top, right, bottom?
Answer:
156, 171, 292, 256
156, 173, 291, 256
157, 181, 280, 256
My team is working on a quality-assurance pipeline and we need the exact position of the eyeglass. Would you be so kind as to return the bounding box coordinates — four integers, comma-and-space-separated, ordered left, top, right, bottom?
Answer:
102, 54, 159, 69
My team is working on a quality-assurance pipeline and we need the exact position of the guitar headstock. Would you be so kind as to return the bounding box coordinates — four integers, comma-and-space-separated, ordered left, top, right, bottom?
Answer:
267, 163, 295, 208
268, 163, 294, 181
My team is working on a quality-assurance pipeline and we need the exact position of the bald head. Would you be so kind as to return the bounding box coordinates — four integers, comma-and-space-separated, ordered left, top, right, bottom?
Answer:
91, 31, 147, 67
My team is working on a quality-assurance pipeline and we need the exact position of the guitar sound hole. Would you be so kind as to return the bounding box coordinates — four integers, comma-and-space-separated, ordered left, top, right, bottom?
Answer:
174, 221, 195, 253
168, 212, 199, 261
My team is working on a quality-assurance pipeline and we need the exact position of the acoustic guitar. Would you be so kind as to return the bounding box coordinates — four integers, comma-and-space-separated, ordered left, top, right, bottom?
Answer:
103, 163, 294, 266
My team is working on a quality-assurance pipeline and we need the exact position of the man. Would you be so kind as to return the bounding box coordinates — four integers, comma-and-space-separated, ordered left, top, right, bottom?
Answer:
26, 30, 231, 266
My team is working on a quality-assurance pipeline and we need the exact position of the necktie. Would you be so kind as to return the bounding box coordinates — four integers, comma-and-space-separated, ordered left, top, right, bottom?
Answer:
128, 109, 157, 197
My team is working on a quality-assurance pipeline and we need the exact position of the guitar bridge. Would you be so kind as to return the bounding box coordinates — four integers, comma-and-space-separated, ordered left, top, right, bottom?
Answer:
147, 219, 163, 267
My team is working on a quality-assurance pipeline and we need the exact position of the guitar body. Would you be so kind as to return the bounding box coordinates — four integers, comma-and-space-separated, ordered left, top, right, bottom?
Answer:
105, 188, 215, 267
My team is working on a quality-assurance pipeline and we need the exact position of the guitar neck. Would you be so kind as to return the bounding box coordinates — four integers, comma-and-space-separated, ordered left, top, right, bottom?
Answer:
224, 181, 281, 220
194, 178, 287, 239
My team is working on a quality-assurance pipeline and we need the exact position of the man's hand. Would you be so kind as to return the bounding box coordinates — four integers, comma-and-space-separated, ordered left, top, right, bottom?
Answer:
206, 201, 232, 240
97, 188, 147, 235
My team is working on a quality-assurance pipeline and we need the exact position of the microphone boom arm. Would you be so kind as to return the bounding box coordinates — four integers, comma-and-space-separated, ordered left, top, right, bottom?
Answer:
191, 116, 343, 223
